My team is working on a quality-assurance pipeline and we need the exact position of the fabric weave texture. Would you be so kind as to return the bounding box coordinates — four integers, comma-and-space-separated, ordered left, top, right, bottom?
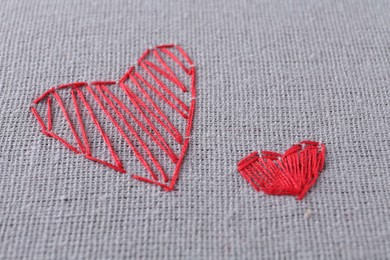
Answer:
0, 0, 390, 259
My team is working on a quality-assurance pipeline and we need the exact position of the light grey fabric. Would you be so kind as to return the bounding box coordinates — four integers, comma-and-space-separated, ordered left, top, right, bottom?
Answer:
1, 0, 390, 259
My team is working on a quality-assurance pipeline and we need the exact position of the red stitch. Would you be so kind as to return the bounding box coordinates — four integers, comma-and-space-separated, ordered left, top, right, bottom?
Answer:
237, 141, 326, 200
152, 49, 187, 92
138, 49, 150, 64
176, 45, 194, 67
91, 81, 117, 85
138, 62, 190, 114
167, 80, 196, 190
52, 91, 86, 153
156, 44, 176, 49
119, 68, 132, 84
132, 70, 189, 117
42, 131, 81, 154
100, 85, 178, 163
284, 144, 302, 157
75, 88, 123, 169
31, 44, 196, 191
237, 151, 259, 171
119, 80, 184, 144
57, 82, 88, 90
239, 169, 261, 192
89, 85, 165, 182
71, 88, 91, 155
143, 60, 188, 92
34, 87, 55, 104
132, 175, 172, 190
30, 107, 47, 130
46, 97, 53, 131
159, 47, 193, 75
84, 155, 126, 173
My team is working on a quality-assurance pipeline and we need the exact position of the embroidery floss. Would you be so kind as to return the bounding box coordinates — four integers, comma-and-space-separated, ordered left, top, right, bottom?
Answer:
31, 44, 196, 191
237, 141, 326, 200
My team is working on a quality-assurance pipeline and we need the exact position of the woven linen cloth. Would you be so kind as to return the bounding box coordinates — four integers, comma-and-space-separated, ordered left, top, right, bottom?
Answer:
1, 0, 390, 259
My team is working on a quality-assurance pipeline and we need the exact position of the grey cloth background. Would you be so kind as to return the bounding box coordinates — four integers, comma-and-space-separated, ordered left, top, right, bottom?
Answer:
1, 0, 389, 259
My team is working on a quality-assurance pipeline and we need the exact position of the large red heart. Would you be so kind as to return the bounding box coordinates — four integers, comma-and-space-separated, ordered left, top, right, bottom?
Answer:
30, 44, 196, 191
237, 141, 326, 200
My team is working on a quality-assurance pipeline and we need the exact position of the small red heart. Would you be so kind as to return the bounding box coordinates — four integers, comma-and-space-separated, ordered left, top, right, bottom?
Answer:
237, 141, 326, 200
31, 44, 196, 191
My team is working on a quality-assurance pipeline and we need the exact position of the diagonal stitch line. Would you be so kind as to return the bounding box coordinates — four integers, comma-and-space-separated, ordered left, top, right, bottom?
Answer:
245, 165, 263, 191
138, 63, 190, 115
85, 155, 126, 173
250, 162, 273, 188
131, 71, 189, 117
30, 107, 47, 131
100, 97, 170, 182
297, 153, 318, 199
47, 97, 53, 131
300, 149, 309, 182
276, 159, 300, 191
101, 85, 178, 163
76, 88, 123, 169
31, 98, 80, 154
254, 157, 276, 184
120, 80, 183, 145
119, 81, 184, 144
239, 167, 261, 191
282, 155, 295, 185
43, 131, 81, 154
152, 49, 187, 92
143, 60, 188, 93
86, 85, 159, 181
136, 63, 189, 112
264, 158, 295, 189
137, 49, 151, 64
95, 85, 168, 182
280, 154, 299, 189
31, 44, 196, 190
268, 156, 297, 188
251, 164, 270, 188
52, 91, 86, 153
237, 151, 258, 171
161, 46, 193, 74
132, 71, 189, 118
256, 160, 282, 191
138, 63, 190, 114
159, 48, 192, 75
71, 88, 91, 156
252, 162, 272, 186
306, 148, 316, 178
131, 175, 171, 190
167, 69, 196, 190
175, 45, 194, 67
139, 63, 190, 115
34, 87, 55, 104
119, 80, 183, 143
245, 164, 261, 185
274, 158, 298, 189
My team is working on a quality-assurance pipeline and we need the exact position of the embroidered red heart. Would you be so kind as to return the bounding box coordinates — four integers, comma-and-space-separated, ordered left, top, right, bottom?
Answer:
31, 44, 196, 191
237, 141, 326, 200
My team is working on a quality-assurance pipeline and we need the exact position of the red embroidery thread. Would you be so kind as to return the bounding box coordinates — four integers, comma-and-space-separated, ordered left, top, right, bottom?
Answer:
31, 44, 196, 191
237, 141, 326, 200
